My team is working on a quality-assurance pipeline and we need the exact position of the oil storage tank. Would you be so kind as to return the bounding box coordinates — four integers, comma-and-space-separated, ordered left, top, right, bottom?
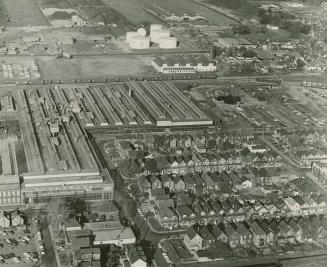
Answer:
150, 24, 163, 33
159, 36, 177, 48
137, 28, 147, 37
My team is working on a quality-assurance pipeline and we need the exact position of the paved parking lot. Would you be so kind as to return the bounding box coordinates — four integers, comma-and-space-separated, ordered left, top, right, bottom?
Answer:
0, 227, 39, 266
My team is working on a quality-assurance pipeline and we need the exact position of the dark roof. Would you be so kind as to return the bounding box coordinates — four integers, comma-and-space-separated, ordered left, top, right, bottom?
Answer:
237, 223, 252, 236
127, 244, 146, 264
186, 226, 199, 240
250, 221, 266, 236
199, 226, 215, 241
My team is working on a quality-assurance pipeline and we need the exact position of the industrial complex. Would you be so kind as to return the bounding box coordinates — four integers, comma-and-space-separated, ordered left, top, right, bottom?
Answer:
14, 87, 114, 204
126, 24, 178, 49
0, 80, 211, 206
152, 55, 217, 73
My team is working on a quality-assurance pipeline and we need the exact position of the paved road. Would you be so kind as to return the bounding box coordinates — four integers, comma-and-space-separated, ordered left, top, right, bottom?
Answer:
259, 136, 304, 169
40, 220, 58, 267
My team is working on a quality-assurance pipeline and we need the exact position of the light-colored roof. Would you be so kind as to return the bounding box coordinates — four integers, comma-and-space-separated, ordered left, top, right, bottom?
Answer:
94, 227, 135, 242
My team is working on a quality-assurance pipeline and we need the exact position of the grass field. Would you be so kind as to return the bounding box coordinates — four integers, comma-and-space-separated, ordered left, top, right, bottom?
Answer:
102, 0, 236, 25
3, 0, 49, 27
206, 0, 259, 19
37, 55, 152, 80
0, 0, 8, 27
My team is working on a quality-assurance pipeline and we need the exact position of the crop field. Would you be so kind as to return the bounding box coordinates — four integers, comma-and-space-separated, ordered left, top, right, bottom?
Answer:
37, 55, 152, 80
3, 0, 49, 27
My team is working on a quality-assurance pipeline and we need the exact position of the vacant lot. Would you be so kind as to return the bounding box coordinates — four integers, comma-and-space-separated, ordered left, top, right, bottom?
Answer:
37, 55, 152, 80
3, 0, 49, 26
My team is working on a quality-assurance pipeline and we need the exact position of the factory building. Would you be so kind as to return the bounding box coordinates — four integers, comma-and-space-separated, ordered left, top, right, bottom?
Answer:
21, 171, 114, 204
158, 37, 177, 49
126, 31, 140, 43
150, 29, 170, 44
150, 24, 163, 32
15, 88, 114, 205
126, 81, 213, 127
126, 29, 150, 49
126, 24, 178, 49
129, 36, 150, 49
151, 56, 217, 73
0, 175, 21, 207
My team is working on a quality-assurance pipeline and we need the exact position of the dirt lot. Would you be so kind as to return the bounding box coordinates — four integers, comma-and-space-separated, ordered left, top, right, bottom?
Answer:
37, 55, 152, 80
3, 0, 49, 27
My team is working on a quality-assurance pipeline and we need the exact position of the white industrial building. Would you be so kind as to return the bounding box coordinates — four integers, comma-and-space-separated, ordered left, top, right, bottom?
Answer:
129, 36, 150, 49
158, 36, 177, 49
126, 31, 140, 43
137, 28, 147, 37
150, 24, 163, 32
93, 227, 136, 246
150, 29, 170, 44
21, 170, 114, 204
126, 24, 178, 49
151, 56, 217, 74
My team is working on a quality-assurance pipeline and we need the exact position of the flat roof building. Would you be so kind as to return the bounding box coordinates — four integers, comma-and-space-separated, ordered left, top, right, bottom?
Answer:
151, 55, 217, 74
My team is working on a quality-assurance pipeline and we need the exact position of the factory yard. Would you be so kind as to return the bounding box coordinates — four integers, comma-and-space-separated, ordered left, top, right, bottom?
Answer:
188, 81, 323, 131
3, 0, 49, 27
0, 57, 41, 81
37, 55, 152, 80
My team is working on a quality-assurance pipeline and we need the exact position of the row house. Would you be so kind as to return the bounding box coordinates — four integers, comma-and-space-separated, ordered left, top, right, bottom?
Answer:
155, 208, 178, 228
312, 161, 327, 185
295, 150, 327, 166
157, 153, 242, 175
154, 193, 327, 229
184, 223, 229, 251
284, 195, 327, 216
164, 134, 217, 150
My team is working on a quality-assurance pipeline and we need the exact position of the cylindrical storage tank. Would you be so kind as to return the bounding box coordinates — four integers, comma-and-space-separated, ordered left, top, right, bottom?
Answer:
159, 37, 177, 49
137, 28, 147, 37
150, 24, 163, 33
129, 36, 150, 49
126, 31, 139, 43
150, 29, 170, 43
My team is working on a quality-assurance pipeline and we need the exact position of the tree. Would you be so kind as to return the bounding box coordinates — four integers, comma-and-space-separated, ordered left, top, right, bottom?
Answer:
241, 49, 257, 58
144, 158, 159, 173
233, 24, 251, 35
69, 197, 87, 215
207, 138, 217, 150
296, 59, 305, 69
241, 147, 251, 157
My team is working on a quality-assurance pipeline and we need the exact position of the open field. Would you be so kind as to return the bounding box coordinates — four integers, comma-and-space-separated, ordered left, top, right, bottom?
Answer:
3, 0, 49, 27
0, 0, 8, 27
206, 0, 260, 19
102, 0, 236, 25
36, 55, 152, 80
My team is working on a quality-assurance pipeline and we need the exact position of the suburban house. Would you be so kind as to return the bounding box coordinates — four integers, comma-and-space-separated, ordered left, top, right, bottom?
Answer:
250, 221, 266, 247
183, 226, 203, 251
